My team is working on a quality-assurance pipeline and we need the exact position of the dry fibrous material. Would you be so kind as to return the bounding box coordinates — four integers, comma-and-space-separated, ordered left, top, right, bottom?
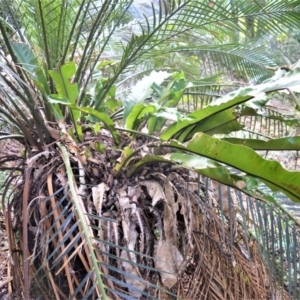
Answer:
1, 132, 285, 299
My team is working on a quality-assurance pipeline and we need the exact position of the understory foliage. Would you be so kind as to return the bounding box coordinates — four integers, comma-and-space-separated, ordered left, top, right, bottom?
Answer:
1, 0, 300, 299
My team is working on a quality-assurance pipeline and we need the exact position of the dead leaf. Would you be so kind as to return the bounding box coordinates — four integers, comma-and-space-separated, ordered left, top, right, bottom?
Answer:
154, 240, 183, 288
118, 187, 131, 208
121, 249, 146, 298
92, 183, 109, 215
119, 201, 146, 299
141, 180, 165, 206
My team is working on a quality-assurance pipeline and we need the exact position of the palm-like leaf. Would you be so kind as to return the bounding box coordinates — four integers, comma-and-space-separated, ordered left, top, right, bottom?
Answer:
2, 0, 300, 299
2, 0, 300, 113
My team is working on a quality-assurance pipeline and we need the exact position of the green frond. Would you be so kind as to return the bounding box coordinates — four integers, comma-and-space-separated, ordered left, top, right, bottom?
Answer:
2, 1, 300, 298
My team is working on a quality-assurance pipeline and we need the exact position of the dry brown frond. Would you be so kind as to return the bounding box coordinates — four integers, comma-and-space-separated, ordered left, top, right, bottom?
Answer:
2, 131, 288, 299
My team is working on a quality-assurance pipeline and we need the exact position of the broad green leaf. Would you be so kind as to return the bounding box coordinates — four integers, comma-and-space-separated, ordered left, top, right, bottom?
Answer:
123, 71, 171, 121
177, 108, 244, 141
151, 82, 164, 97
11, 42, 49, 94
94, 79, 107, 110
160, 92, 251, 141
148, 72, 191, 133
147, 107, 182, 134
165, 133, 300, 202
47, 95, 64, 121
126, 104, 156, 130
151, 108, 181, 122
129, 153, 242, 186
47, 97, 119, 143
244, 95, 268, 109
224, 136, 300, 150
70, 106, 120, 144
152, 72, 188, 105
49, 62, 78, 104
49, 62, 81, 139
113, 146, 134, 177
48, 95, 74, 105
106, 98, 118, 112
94, 78, 117, 111
128, 153, 276, 203
161, 69, 300, 141
240, 106, 300, 126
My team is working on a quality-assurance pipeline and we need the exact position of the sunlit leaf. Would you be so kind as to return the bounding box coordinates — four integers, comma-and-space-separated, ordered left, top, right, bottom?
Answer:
224, 136, 300, 150
168, 133, 300, 202
161, 69, 300, 141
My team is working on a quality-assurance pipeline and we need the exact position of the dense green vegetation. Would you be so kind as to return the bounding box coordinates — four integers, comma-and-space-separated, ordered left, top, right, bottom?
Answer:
1, 0, 300, 299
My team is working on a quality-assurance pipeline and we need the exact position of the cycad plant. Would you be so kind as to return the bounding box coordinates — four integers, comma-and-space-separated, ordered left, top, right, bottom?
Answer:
2, 0, 300, 299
